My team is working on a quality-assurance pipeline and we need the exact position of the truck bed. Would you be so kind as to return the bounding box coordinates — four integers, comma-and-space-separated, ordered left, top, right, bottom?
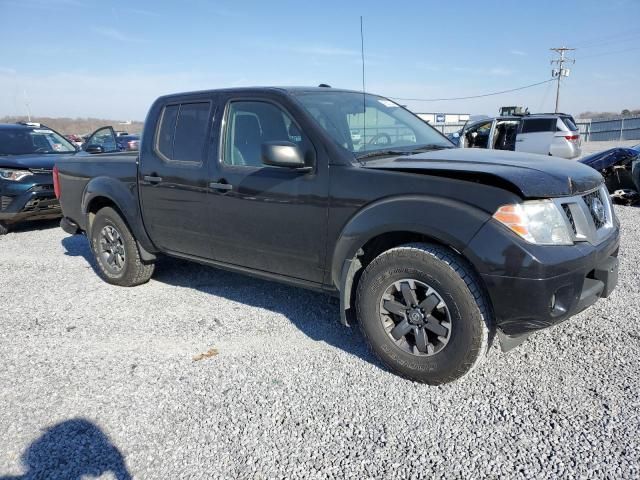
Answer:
56, 151, 139, 232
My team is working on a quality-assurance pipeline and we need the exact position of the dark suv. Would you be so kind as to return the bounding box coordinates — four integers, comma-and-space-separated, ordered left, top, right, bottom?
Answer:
0, 122, 78, 234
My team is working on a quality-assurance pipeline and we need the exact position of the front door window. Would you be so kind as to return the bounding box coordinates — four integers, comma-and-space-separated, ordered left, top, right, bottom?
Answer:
223, 101, 309, 167
464, 121, 492, 149
86, 127, 117, 153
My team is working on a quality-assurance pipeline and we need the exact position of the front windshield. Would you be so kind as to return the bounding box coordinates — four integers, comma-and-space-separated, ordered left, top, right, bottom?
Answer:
0, 127, 76, 155
294, 91, 452, 157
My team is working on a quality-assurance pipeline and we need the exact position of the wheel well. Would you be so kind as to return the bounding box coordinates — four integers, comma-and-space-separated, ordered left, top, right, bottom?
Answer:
341, 231, 481, 325
85, 196, 157, 263
358, 231, 445, 268
86, 197, 123, 231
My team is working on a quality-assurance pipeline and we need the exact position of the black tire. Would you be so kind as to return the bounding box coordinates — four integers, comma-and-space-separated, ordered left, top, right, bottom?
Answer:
89, 207, 155, 287
0, 221, 8, 235
355, 242, 492, 384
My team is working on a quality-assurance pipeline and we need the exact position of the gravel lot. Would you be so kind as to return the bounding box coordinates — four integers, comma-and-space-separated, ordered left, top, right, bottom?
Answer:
1, 208, 639, 479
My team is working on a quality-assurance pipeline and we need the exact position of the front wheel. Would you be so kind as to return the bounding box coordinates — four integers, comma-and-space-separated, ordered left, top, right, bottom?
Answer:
356, 243, 492, 384
89, 207, 155, 287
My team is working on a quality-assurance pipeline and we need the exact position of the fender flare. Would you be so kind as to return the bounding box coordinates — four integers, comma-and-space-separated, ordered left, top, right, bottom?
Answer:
82, 176, 157, 260
331, 195, 491, 325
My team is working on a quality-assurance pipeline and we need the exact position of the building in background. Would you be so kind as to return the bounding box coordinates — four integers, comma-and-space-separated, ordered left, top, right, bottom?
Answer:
413, 112, 471, 135
415, 112, 470, 125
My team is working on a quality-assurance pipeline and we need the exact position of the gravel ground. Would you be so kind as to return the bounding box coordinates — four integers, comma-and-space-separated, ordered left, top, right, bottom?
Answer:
1, 208, 639, 479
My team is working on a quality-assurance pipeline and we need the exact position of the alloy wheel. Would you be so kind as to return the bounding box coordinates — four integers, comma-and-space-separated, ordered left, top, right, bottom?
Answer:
98, 225, 126, 273
379, 279, 452, 356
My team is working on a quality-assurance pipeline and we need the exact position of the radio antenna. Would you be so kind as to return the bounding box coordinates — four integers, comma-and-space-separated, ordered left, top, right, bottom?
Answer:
360, 16, 366, 149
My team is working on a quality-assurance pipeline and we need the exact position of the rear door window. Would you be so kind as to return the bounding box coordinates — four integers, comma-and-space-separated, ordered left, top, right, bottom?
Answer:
157, 105, 179, 159
521, 118, 556, 133
156, 102, 211, 163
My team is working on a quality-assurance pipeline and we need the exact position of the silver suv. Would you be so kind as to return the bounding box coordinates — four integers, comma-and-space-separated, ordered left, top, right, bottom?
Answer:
450, 113, 582, 159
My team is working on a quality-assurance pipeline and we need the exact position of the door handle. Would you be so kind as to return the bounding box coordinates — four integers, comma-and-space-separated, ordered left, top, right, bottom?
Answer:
515, 139, 524, 142
143, 175, 163, 183
209, 181, 233, 191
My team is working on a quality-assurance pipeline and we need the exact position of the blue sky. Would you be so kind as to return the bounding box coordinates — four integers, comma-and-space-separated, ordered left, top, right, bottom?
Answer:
0, 0, 638, 120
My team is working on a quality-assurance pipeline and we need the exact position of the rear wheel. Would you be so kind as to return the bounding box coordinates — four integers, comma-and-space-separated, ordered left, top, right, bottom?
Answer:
89, 207, 155, 286
355, 243, 492, 384
0, 221, 9, 235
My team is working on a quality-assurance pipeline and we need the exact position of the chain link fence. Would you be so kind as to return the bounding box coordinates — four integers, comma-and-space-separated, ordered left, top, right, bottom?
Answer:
576, 117, 640, 142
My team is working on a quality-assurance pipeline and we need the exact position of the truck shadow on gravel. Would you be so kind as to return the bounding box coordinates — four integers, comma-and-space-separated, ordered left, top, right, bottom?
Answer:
0, 418, 131, 480
61, 236, 381, 371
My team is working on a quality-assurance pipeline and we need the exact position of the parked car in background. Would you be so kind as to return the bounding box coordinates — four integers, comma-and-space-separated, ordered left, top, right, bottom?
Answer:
65, 134, 84, 149
82, 126, 140, 153
0, 122, 78, 234
580, 147, 640, 203
55, 86, 619, 384
448, 113, 581, 159
116, 134, 140, 151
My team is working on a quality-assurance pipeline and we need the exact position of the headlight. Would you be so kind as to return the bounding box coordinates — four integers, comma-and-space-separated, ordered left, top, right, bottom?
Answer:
0, 168, 34, 181
493, 200, 573, 245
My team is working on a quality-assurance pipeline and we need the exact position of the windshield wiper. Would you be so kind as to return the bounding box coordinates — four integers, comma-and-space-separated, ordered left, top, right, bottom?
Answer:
409, 144, 454, 152
355, 144, 453, 161
355, 149, 414, 160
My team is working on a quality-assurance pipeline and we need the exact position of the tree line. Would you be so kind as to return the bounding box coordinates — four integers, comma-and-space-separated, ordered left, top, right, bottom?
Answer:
0, 116, 144, 135
578, 109, 640, 120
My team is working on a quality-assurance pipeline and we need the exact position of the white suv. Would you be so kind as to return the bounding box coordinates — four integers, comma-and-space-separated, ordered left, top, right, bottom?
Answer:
451, 113, 582, 159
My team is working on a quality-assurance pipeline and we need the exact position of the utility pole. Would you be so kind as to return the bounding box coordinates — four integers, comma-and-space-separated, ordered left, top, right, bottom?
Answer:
23, 89, 32, 122
550, 47, 575, 113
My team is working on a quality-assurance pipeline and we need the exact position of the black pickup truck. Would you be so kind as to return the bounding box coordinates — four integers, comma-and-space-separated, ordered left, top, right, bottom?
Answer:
55, 87, 620, 384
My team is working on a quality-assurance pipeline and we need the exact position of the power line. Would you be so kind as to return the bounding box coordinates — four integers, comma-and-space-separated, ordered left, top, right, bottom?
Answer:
574, 28, 640, 49
538, 79, 554, 113
577, 33, 640, 50
388, 79, 554, 102
575, 45, 640, 60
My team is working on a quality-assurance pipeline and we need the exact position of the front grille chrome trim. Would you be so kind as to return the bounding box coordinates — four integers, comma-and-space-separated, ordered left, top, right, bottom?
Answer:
554, 185, 615, 245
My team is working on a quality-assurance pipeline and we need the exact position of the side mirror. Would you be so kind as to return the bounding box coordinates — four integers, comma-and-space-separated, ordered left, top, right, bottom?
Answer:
261, 141, 307, 169
452, 132, 460, 138
85, 144, 104, 154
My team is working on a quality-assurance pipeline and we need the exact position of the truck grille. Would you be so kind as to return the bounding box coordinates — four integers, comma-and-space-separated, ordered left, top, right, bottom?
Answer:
582, 190, 607, 230
562, 204, 577, 234
558, 186, 613, 245
1, 195, 12, 211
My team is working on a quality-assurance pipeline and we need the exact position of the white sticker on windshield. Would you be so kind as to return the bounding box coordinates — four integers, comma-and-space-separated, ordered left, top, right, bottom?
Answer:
378, 99, 398, 108
32, 129, 53, 134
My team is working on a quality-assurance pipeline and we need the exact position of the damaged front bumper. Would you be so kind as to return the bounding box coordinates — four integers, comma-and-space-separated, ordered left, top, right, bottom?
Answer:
465, 217, 620, 352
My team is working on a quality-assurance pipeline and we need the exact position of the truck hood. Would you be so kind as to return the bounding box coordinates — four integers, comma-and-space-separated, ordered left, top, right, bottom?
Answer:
0, 152, 75, 170
362, 148, 603, 198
